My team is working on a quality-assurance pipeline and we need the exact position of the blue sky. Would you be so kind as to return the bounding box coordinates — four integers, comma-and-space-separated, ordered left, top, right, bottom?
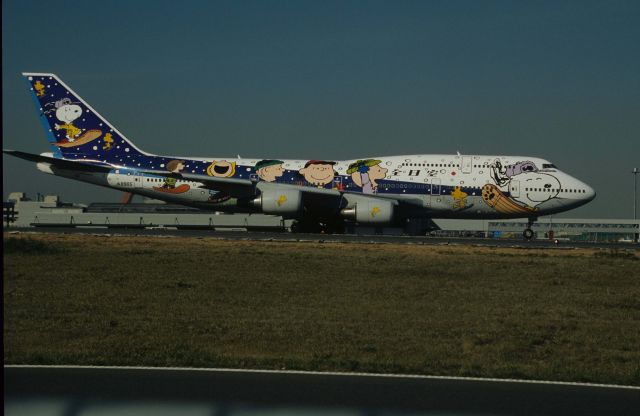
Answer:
3, 0, 639, 218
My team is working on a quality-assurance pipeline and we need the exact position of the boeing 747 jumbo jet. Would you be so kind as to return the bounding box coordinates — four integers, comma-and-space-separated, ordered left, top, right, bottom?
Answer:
5, 73, 596, 237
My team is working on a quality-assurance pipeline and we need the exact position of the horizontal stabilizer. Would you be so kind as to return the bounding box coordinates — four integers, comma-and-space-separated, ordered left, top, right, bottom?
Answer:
3, 149, 113, 173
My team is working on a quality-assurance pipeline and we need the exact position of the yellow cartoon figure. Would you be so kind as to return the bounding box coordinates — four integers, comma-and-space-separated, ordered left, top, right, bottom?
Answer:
451, 186, 468, 209
371, 206, 381, 218
102, 133, 114, 150
277, 195, 287, 206
34, 80, 46, 97
56, 122, 82, 139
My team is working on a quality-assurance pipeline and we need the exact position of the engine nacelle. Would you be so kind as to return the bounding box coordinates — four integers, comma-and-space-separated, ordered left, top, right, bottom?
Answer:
250, 189, 302, 217
36, 162, 55, 175
341, 199, 395, 225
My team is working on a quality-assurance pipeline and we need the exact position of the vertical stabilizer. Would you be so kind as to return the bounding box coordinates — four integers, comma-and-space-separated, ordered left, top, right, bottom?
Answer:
23, 73, 150, 163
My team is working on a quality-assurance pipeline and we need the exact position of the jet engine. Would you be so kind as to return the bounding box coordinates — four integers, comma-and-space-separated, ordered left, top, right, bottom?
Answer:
250, 189, 303, 217
340, 198, 395, 225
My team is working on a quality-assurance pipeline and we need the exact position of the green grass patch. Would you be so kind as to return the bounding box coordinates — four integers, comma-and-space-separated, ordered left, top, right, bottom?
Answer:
4, 233, 640, 385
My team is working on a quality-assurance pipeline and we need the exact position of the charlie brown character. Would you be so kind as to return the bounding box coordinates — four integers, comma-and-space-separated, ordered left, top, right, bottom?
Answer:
299, 160, 337, 188
255, 159, 285, 182
347, 159, 388, 194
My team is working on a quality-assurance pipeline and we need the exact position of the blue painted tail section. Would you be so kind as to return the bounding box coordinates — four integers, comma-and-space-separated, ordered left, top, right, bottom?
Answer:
23, 73, 149, 162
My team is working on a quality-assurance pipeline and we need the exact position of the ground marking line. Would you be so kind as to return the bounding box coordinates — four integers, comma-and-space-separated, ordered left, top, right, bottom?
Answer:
5, 365, 639, 390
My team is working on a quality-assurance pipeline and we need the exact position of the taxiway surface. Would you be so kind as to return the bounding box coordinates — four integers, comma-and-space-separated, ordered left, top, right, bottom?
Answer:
5, 366, 640, 416
5, 226, 638, 250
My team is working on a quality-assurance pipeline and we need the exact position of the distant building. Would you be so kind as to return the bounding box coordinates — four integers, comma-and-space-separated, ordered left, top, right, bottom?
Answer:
3, 192, 639, 243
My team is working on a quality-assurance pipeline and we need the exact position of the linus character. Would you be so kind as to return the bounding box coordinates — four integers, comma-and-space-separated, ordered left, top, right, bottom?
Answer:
255, 159, 285, 182
299, 160, 337, 187
347, 159, 388, 194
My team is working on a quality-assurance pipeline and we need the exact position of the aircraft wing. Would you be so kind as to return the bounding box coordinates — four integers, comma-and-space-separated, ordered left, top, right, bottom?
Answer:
6, 150, 413, 222
137, 169, 348, 217
138, 170, 257, 198
138, 170, 347, 205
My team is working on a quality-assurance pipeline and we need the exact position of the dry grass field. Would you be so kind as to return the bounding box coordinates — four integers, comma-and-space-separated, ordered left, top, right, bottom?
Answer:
4, 232, 640, 385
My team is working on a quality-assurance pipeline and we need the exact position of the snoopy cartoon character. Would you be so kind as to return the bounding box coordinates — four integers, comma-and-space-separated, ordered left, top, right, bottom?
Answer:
46, 98, 83, 141
513, 171, 561, 209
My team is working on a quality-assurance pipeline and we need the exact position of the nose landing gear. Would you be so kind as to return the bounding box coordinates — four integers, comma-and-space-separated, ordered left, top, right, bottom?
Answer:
523, 217, 537, 240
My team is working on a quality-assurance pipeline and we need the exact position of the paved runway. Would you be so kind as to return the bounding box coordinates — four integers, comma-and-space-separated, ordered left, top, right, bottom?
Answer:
5, 366, 640, 415
6, 226, 638, 250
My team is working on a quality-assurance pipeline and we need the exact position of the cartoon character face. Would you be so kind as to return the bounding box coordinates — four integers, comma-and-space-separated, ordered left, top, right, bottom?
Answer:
505, 161, 537, 177
164, 177, 177, 188
166, 160, 186, 173
55, 102, 82, 124
207, 160, 236, 177
491, 160, 538, 187
347, 159, 388, 194
45, 98, 85, 141
255, 160, 285, 182
514, 172, 561, 208
299, 160, 336, 186
367, 164, 388, 182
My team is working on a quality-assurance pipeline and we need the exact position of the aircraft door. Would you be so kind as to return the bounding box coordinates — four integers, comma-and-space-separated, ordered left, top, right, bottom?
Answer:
430, 178, 441, 207
133, 172, 144, 189
461, 157, 472, 174
333, 176, 343, 191
431, 178, 441, 195
509, 180, 520, 198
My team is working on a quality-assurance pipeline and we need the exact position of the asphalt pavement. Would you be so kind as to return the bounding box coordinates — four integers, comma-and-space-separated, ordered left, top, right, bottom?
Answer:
5, 226, 638, 250
5, 366, 640, 416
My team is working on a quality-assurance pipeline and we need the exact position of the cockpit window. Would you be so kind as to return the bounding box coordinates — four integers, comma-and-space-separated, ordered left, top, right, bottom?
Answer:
542, 163, 557, 169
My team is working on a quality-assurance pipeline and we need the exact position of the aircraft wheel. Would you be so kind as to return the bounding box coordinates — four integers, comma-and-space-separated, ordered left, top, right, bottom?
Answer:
523, 228, 534, 240
328, 220, 346, 235
290, 218, 323, 234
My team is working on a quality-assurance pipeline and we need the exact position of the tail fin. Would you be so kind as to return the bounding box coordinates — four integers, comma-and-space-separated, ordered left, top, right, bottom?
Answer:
23, 73, 150, 161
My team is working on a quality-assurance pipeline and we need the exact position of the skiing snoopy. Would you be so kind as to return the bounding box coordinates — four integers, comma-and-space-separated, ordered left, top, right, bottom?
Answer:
45, 98, 83, 141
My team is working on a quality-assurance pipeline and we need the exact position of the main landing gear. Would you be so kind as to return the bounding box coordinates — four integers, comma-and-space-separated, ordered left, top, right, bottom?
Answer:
290, 217, 346, 234
523, 217, 537, 240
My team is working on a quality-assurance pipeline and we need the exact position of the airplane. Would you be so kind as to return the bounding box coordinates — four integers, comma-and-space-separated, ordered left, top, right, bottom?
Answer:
4, 73, 596, 237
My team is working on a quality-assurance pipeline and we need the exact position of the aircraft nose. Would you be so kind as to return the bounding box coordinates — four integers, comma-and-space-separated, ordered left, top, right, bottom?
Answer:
584, 184, 596, 201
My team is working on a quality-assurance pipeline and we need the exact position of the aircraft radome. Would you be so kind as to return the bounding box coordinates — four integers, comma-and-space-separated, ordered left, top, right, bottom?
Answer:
4, 73, 596, 237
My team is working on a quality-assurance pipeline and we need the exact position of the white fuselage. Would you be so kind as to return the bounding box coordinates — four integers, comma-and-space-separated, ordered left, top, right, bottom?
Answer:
42, 153, 595, 219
